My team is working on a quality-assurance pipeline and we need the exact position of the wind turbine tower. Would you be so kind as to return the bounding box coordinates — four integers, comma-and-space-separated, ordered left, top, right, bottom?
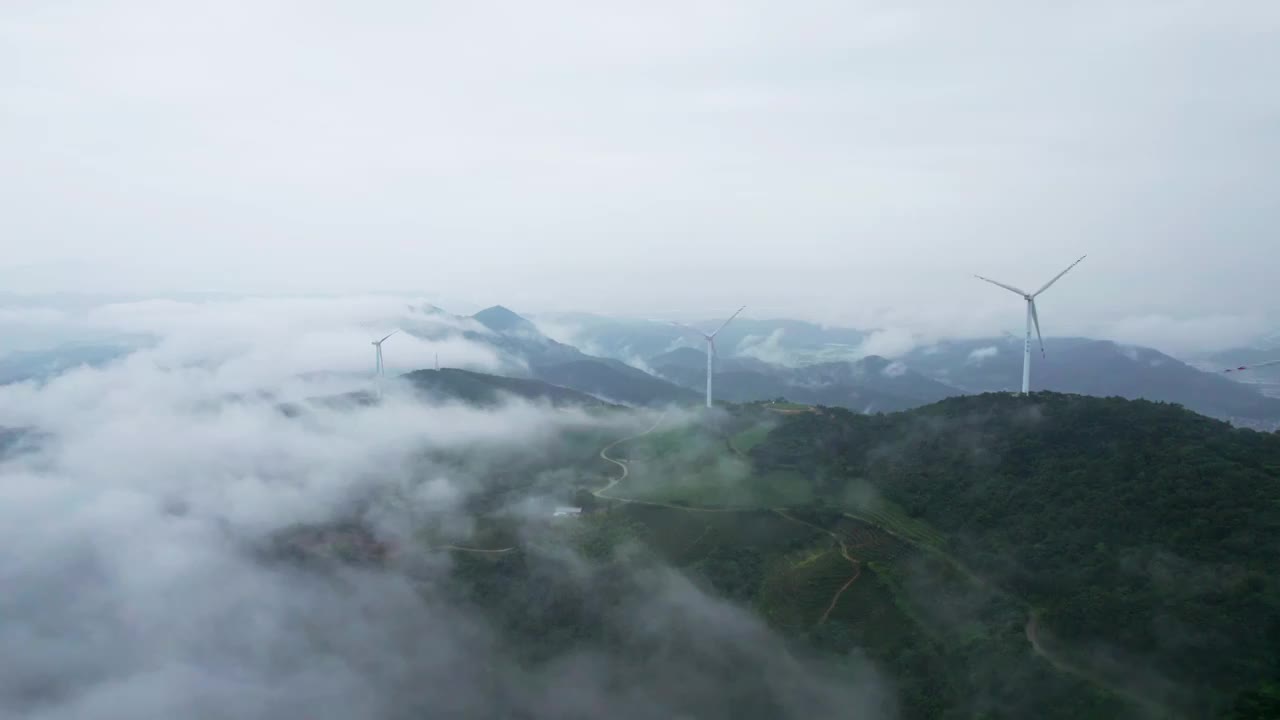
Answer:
674, 306, 745, 408
371, 330, 398, 397
975, 256, 1085, 395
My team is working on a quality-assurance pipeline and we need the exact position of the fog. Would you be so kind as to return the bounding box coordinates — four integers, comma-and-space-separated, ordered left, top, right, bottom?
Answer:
0, 295, 502, 379
3, 1, 1278, 350
2, 3, 1277, 708
0, 301, 892, 719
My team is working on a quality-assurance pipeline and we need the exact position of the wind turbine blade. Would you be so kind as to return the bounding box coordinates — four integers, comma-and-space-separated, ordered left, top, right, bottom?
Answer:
1223, 359, 1280, 373
709, 306, 746, 339
974, 275, 1028, 296
378, 330, 399, 344
1034, 255, 1087, 297
1030, 301, 1045, 357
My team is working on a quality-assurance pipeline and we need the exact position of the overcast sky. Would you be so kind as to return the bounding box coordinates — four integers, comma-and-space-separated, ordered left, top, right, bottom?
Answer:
3, 1, 1278, 348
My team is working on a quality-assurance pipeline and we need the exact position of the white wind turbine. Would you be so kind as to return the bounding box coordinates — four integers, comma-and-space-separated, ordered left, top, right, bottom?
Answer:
371, 330, 398, 397
975, 256, 1086, 395
673, 306, 745, 408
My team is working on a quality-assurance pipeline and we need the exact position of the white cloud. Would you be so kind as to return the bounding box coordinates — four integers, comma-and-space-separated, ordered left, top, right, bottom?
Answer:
0, 299, 891, 719
966, 346, 1000, 364
736, 329, 794, 366
531, 316, 661, 372
880, 361, 908, 378
855, 328, 920, 359
0, 296, 506, 389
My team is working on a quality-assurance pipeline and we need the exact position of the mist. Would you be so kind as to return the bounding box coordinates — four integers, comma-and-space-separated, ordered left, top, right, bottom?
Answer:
3, 1, 1278, 349
0, 300, 892, 719
4, 1, 1278, 715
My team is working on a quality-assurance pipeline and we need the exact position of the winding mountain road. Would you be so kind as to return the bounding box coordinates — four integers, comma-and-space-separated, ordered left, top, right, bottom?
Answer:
595, 411, 754, 514
595, 412, 666, 498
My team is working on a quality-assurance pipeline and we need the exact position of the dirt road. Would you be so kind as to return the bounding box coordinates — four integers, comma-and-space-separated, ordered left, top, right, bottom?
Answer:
595, 411, 667, 497
774, 510, 862, 625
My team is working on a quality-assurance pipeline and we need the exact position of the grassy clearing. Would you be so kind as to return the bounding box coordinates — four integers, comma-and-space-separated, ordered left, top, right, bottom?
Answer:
621, 425, 711, 459
764, 401, 812, 412
609, 421, 810, 509
615, 466, 814, 508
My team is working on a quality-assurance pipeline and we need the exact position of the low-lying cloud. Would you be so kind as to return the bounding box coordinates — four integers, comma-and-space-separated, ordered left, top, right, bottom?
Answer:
1, 296, 507, 389
736, 328, 793, 366
880, 361, 908, 378
531, 316, 664, 374
855, 328, 920, 360
967, 346, 1000, 364
0, 302, 890, 719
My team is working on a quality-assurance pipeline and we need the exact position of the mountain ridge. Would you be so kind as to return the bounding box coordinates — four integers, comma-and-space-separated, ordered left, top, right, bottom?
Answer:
748, 391, 1280, 716
401, 368, 612, 408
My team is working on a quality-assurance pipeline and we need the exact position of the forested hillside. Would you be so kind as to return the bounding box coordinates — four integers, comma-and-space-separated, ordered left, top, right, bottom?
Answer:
751, 393, 1280, 716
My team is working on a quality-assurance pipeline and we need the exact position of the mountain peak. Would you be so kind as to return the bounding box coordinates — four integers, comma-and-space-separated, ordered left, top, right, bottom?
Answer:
854, 355, 890, 370
472, 305, 539, 335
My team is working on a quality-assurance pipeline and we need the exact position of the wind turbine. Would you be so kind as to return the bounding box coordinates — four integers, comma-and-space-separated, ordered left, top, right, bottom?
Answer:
975, 256, 1085, 395
371, 330, 398, 397
673, 306, 745, 408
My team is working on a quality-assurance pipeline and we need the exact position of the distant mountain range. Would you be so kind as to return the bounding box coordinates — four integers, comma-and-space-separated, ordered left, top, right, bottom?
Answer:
535, 312, 867, 365
648, 347, 954, 413
538, 312, 1280, 427
4, 301, 1278, 428
901, 337, 1280, 428
463, 305, 700, 406
1202, 344, 1280, 400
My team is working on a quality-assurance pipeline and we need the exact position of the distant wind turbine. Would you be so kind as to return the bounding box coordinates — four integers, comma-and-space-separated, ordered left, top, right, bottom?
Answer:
1223, 359, 1280, 374
975, 256, 1086, 395
673, 306, 745, 408
371, 330, 398, 397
